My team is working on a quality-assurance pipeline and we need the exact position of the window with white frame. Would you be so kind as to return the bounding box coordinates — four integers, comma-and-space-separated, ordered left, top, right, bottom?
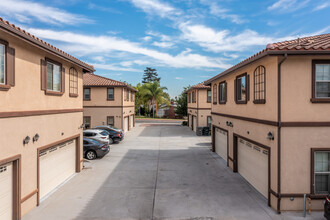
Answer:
315, 64, 330, 98
314, 151, 330, 194
47, 61, 61, 92
84, 88, 90, 100
107, 88, 114, 100
0, 43, 5, 84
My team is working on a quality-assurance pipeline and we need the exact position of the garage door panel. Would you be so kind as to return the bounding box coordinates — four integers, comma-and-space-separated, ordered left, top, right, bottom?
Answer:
0, 162, 13, 220
130, 115, 134, 129
124, 117, 129, 132
238, 138, 268, 198
193, 116, 197, 132
215, 128, 227, 162
40, 140, 76, 200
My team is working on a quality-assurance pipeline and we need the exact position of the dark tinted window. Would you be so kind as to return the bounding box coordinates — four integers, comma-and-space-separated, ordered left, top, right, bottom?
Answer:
100, 131, 109, 136
83, 140, 89, 144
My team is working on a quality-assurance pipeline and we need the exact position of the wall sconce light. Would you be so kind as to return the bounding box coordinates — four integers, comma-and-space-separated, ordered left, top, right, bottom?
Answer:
226, 121, 233, 127
79, 123, 85, 129
267, 132, 274, 140
33, 133, 39, 142
23, 136, 30, 145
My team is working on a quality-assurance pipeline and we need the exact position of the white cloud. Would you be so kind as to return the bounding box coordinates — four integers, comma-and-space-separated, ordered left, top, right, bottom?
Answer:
175, 77, 183, 80
93, 63, 139, 72
27, 28, 229, 69
128, 0, 181, 18
152, 41, 174, 48
142, 36, 152, 41
268, 0, 310, 12
313, 2, 330, 11
200, 0, 247, 24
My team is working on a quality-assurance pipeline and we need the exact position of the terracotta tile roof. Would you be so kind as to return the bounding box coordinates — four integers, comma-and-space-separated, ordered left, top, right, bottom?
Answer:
83, 73, 137, 91
204, 33, 330, 85
0, 17, 94, 72
185, 82, 210, 93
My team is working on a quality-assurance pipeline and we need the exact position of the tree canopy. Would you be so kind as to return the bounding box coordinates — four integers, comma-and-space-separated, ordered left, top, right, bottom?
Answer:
142, 67, 161, 83
175, 86, 190, 117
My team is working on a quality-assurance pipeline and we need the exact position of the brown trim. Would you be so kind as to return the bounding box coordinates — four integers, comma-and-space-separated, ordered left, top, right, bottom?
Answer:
107, 87, 115, 101
233, 133, 271, 207
253, 100, 266, 104
0, 108, 83, 118
270, 189, 279, 198
69, 67, 78, 97
235, 73, 248, 104
21, 189, 38, 203
188, 107, 211, 110
211, 125, 215, 152
211, 112, 278, 126
282, 122, 330, 127
83, 88, 91, 101
219, 81, 227, 104
253, 65, 266, 104
0, 154, 21, 219
228, 156, 234, 162
69, 93, 79, 98
213, 125, 229, 167
37, 134, 81, 205
84, 105, 135, 108
0, 39, 12, 91
207, 89, 211, 103
213, 84, 217, 104
311, 60, 330, 103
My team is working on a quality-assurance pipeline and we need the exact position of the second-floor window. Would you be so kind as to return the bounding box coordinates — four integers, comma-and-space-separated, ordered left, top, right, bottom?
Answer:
69, 67, 78, 96
107, 88, 114, 100
131, 91, 133, 101
188, 93, 191, 103
254, 66, 266, 104
219, 81, 227, 104
84, 88, 90, 100
47, 60, 62, 92
0, 43, 5, 85
312, 61, 330, 102
192, 91, 196, 103
126, 89, 129, 101
213, 84, 217, 104
207, 90, 211, 103
235, 73, 249, 104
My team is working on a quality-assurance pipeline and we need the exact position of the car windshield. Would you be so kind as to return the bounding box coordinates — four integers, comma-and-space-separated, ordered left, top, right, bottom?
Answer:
86, 139, 100, 144
100, 131, 109, 136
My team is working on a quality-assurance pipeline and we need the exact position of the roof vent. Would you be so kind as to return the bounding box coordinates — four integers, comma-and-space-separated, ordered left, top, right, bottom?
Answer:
266, 43, 275, 49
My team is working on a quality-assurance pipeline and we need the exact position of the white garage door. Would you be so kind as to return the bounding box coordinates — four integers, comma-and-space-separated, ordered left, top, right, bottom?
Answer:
193, 116, 197, 132
189, 115, 192, 129
215, 128, 227, 162
124, 117, 129, 133
130, 115, 134, 129
0, 162, 13, 220
39, 139, 76, 200
238, 138, 268, 198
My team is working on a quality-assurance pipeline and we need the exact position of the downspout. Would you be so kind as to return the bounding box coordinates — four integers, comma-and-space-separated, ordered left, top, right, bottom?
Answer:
277, 53, 287, 214
197, 89, 199, 127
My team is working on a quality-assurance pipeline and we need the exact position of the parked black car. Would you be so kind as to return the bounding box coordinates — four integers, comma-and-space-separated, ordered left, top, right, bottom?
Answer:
83, 138, 110, 160
324, 194, 330, 219
95, 125, 124, 143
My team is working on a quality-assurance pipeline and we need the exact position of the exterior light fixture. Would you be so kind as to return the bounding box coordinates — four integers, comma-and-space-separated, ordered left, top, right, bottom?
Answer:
267, 132, 274, 140
23, 136, 30, 145
33, 133, 39, 142
226, 121, 233, 127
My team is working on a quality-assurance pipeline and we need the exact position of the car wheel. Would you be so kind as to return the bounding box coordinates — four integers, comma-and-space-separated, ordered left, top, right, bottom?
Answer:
86, 150, 96, 160
109, 138, 114, 144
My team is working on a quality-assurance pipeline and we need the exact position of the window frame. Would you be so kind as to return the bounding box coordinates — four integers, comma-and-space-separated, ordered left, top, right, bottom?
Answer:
107, 116, 115, 126
235, 73, 248, 104
207, 116, 212, 129
192, 91, 196, 103
213, 84, 217, 104
131, 90, 133, 102
107, 87, 115, 101
219, 81, 227, 104
0, 39, 14, 91
311, 60, 330, 103
311, 148, 330, 195
188, 92, 191, 103
253, 65, 266, 104
84, 88, 91, 101
69, 67, 78, 97
0, 40, 7, 87
207, 89, 211, 103
45, 58, 63, 96
83, 116, 91, 129
126, 89, 130, 101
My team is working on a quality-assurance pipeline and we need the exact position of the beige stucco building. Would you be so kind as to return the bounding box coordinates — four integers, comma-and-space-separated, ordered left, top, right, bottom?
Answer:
0, 18, 94, 219
205, 33, 330, 213
83, 73, 136, 132
186, 83, 211, 133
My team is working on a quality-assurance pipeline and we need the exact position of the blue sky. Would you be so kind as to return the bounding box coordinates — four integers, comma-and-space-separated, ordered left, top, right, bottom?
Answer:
0, 0, 329, 98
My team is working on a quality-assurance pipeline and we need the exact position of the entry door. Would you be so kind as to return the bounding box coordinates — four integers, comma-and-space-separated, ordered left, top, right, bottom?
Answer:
130, 115, 134, 129
124, 117, 129, 132
193, 116, 197, 132
237, 138, 268, 198
215, 128, 227, 162
39, 140, 76, 200
0, 162, 13, 220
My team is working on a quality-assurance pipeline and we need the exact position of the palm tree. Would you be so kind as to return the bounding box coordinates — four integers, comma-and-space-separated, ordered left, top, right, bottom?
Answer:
140, 81, 168, 118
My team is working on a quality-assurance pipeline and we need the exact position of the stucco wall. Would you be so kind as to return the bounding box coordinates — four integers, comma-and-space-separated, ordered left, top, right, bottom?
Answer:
83, 87, 123, 107
197, 109, 211, 127
187, 89, 198, 108
198, 89, 211, 109
83, 107, 123, 128
0, 112, 83, 216
0, 31, 84, 112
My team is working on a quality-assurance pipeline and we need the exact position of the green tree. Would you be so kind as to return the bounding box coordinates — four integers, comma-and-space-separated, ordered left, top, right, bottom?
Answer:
175, 86, 190, 117
140, 81, 168, 117
142, 67, 161, 83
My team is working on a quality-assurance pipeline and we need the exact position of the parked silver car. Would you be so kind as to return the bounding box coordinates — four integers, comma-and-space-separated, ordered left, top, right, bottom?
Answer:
83, 129, 110, 144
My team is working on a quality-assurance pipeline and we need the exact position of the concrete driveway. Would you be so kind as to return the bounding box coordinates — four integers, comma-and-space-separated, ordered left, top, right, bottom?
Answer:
23, 121, 322, 220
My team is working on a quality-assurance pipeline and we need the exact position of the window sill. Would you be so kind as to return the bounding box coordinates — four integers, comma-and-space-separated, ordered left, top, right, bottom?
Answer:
310, 98, 330, 103
84, 98, 91, 101
235, 100, 247, 104
45, 90, 64, 96
219, 101, 227, 105
107, 98, 114, 101
213, 102, 217, 105
0, 84, 10, 91
69, 93, 79, 98
253, 100, 266, 104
